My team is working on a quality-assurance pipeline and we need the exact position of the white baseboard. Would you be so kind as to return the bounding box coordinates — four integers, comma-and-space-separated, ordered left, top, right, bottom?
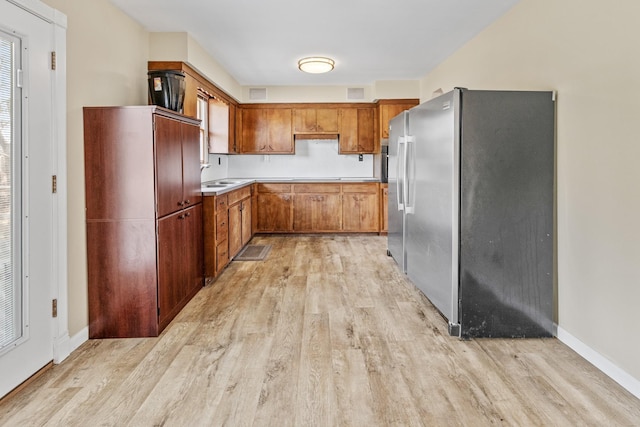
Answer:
52, 333, 70, 364
68, 327, 89, 355
557, 325, 640, 399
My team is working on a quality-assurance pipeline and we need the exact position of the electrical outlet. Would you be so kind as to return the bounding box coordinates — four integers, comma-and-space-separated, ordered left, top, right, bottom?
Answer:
358, 154, 363, 161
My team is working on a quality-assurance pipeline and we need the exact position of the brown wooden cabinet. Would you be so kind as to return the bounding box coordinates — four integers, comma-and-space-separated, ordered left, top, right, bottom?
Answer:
293, 183, 342, 231
377, 99, 420, 139
84, 106, 203, 338
339, 107, 376, 154
204, 185, 253, 278
342, 183, 380, 232
380, 184, 388, 234
293, 108, 339, 134
238, 107, 293, 154
228, 186, 252, 259
204, 194, 229, 278
158, 204, 203, 329
254, 181, 380, 233
256, 183, 294, 232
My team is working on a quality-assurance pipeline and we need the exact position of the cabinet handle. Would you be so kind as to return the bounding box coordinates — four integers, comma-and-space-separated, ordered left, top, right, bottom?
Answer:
178, 214, 185, 219
178, 201, 185, 207
185, 199, 191, 205
185, 212, 191, 217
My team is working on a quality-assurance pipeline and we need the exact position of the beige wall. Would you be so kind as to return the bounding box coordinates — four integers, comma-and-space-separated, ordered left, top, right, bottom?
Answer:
420, 0, 640, 381
41, 0, 149, 336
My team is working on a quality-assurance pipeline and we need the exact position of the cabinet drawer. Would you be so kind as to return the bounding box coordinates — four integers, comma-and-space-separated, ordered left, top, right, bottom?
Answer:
216, 213, 228, 242
257, 183, 292, 193
216, 240, 229, 270
293, 183, 341, 193
215, 194, 228, 212
228, 186, 251, 205
342, 183, 378, 193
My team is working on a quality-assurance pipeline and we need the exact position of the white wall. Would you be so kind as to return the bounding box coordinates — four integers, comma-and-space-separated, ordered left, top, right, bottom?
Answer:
419, 0, 640, 388
227, 140, 373, 178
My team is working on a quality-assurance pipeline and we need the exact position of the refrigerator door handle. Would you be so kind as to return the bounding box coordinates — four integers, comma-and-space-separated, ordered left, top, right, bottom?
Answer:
396, 136, 406, 211
405, 135, 416, 214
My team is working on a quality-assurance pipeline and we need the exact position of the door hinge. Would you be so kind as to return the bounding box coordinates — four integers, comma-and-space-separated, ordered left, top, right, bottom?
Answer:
51, 51, 56, 70
52, 299, 58, 318
52, 175, 57, 193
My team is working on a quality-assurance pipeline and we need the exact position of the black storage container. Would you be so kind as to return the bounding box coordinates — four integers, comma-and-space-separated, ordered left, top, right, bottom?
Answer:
147, 70, 186, 113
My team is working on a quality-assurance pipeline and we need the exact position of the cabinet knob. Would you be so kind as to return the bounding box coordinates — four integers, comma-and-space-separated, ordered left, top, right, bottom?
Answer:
178, 201, 185, 207
185, 199, 191, 205
185, 212, 191, 217
178, 214, 185, 219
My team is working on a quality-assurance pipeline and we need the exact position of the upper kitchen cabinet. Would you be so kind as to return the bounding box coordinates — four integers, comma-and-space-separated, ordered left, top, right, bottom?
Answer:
148, 61, 239, 154
338, 106, 376, 154
293, 107, 339, 136
238, 105, 294, 154
376, 99, 420, 140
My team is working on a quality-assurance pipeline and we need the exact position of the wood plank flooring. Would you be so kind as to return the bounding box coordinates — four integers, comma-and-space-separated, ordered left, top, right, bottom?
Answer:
1, 234, 639, 426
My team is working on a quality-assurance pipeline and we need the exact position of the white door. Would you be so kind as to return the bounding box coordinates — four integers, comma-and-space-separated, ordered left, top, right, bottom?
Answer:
0, 1, 57, 398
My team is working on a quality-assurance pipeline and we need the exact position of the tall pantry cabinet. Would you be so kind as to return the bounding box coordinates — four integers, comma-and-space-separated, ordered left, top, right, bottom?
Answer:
83, 106, 204, 338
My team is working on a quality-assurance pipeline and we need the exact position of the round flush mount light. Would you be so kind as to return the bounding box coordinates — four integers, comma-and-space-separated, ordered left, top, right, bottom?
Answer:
298, 57, 335, 74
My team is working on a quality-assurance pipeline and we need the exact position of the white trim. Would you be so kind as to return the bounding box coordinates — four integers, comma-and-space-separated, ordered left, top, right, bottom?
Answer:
557, 326, 640, 400
69, 327, 88, 354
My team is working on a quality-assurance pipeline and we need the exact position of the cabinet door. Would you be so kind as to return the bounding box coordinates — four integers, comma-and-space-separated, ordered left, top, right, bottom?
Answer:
155, 116, 184, 217
228, 202, 242, 259
293, 109, 317, 133
293, 194, 342, 231
181, 122, 202, 208
256, 193, 293, 232
356, 108, 375, 153
241, 198, 252, 246
293, 108, 338, 133
228, 103, 237, 153
184, 204, 204, 294
316, 108, 339, 133
339, 108, 375, 154
240, 108, 268, 153
266, 108, 293, 153
343, 193, 379, 231
157, 211, 184, 326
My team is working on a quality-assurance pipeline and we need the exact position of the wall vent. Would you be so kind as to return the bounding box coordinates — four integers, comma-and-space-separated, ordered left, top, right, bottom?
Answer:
249, 88, 267, 101
347, 87, 365, 100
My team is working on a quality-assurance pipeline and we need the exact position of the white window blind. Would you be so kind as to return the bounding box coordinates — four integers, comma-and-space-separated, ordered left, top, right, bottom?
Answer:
0, 32, 21, 351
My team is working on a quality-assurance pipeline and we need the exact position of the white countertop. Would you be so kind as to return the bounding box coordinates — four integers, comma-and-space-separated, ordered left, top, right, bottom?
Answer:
201, 177, 380, 195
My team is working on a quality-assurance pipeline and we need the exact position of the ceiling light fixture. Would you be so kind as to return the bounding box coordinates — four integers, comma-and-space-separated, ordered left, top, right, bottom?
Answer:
298, 57, 335, 74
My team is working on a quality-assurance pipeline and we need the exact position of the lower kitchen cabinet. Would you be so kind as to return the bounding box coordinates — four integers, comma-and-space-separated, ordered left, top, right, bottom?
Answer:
256, 184, 294, 232
204, 185, 254, 278
157, 204, 203, 330
342, 183, 380, 232
293, 183, 342, 231
228, 186, 252, 258
380, 183, 388, 234
254, 181, 380, 233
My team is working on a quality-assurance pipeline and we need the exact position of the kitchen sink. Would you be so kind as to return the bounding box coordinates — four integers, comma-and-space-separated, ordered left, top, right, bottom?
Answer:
205, 183, 229, 188
216, 180, 242, 184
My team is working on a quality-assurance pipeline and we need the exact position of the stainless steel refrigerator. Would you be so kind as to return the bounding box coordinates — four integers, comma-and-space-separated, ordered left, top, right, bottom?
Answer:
388, 88, 554, 338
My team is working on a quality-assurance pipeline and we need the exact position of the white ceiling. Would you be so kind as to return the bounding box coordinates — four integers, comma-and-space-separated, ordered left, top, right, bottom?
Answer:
109, 0, 521, 86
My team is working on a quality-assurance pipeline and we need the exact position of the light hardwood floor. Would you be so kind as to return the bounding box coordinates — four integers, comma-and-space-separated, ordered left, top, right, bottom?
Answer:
1, 235, 639, 426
